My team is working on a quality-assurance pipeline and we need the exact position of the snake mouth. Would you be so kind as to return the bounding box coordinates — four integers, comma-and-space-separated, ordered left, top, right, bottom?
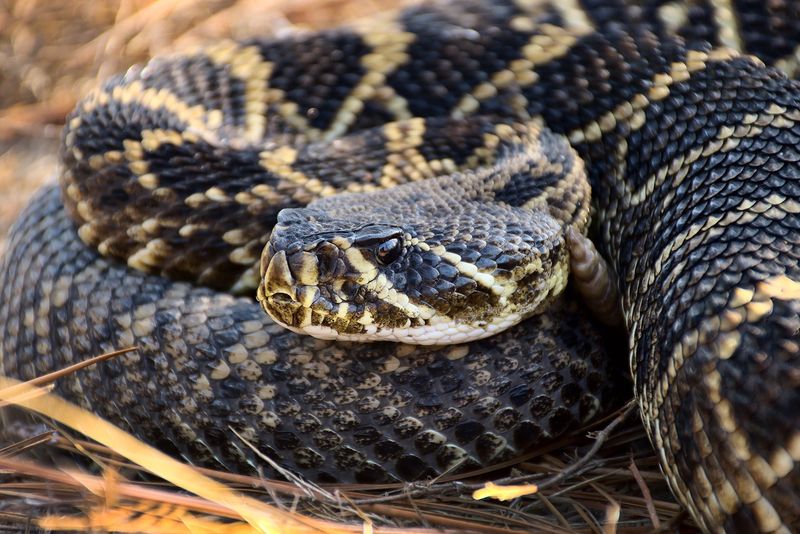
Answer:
257, 246, 530, 344
258, 243, 441, 341
258, 245, 368, 334
268, 292, 295, 305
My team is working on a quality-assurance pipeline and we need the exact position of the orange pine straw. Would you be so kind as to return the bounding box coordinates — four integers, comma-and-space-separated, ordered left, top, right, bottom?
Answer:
0, 374, 437, 534
0, 455, 301, 533
39, 501, 264, 533
472, 481, 539, 501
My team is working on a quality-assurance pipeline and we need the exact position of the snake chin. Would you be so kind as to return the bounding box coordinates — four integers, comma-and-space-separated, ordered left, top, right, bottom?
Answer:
284, 312, 527, 345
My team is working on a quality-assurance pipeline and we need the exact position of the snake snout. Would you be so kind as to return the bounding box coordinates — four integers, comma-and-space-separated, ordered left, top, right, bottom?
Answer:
258, 247, 310, 329
261, 250, 297, 301
259, 238, 345, 329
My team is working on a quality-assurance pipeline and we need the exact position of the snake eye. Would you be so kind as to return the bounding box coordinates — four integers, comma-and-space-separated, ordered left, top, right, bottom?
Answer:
375, 238, 402, 265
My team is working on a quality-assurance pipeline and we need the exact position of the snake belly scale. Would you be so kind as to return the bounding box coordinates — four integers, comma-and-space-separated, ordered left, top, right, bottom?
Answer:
2, 1, 800, 532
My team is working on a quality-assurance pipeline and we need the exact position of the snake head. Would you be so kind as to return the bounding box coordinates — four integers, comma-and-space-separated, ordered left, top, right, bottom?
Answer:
258, 207, 418, 340
257, 173, 571, 345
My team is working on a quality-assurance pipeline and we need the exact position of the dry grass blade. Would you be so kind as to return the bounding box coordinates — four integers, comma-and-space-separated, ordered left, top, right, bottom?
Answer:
628, 458, 659, 530
0, 431, 56, 456
13, 347, 138, 390
0, 348, 136, 409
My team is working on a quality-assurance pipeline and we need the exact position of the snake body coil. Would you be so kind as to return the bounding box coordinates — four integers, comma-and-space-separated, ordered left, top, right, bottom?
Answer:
2, 1, 800, 532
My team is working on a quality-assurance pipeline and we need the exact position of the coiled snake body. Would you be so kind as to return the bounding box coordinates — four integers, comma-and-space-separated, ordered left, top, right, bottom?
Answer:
2, 1, 800, 532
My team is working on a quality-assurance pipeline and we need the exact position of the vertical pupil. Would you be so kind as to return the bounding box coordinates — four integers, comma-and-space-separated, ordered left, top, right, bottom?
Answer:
377, 239, 399, 263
